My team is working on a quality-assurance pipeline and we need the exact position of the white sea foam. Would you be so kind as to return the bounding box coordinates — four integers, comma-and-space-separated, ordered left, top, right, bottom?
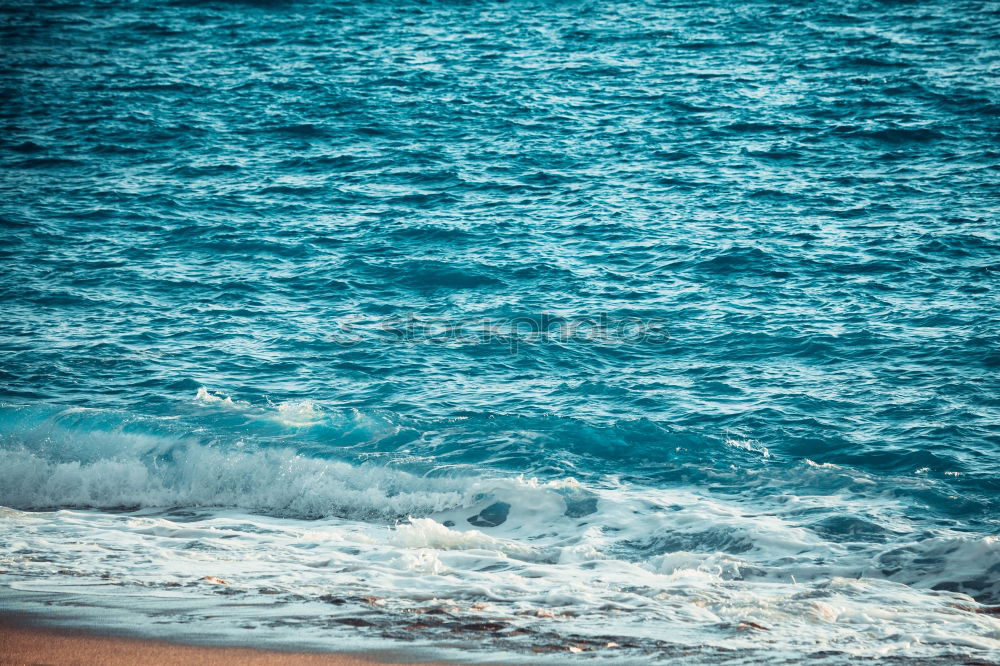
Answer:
194, 386, 245, 408
2, 493, 999, 662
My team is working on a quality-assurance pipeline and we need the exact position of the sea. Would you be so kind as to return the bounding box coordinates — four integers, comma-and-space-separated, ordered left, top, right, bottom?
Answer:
1, 0, 999, 663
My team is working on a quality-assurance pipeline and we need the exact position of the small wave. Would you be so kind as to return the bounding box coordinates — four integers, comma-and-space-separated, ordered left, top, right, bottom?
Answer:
12, 157, 87, 169
261, 123, 332, 138
842, 127, 946, 144
7, 141, 45, 154
0, 438, 470, 521
369, 259, 505, 290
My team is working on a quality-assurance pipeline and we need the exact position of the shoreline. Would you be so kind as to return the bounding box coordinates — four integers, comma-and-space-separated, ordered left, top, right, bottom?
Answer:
0, 614, 444, 666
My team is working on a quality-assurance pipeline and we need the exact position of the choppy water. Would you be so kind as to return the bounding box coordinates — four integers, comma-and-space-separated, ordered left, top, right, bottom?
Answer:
2, 0, 999, 662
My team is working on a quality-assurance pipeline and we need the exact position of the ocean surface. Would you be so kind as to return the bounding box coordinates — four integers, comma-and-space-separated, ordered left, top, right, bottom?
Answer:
1, 0, 999, 662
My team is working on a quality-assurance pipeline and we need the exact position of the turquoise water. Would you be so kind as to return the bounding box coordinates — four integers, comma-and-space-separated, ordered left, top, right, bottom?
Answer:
1, 0, 999, 662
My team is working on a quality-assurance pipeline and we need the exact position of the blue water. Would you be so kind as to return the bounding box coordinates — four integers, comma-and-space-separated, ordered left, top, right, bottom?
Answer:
1, 0, 999, 662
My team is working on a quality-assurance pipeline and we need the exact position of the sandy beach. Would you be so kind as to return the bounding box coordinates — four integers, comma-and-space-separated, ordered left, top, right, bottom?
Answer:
0, 617, 440, 666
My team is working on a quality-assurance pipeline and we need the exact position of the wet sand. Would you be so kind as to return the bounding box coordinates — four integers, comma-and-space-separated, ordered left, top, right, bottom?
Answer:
0, 616, 441, 666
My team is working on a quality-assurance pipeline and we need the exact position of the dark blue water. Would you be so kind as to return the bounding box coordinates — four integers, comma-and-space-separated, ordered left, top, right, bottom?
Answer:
1, 0, 999, 661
